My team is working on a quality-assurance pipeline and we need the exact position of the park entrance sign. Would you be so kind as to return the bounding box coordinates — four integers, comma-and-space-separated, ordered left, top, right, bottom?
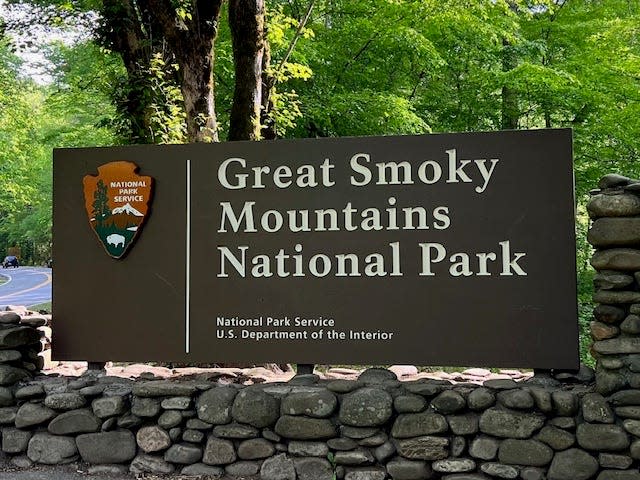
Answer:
53, 129, 579, 368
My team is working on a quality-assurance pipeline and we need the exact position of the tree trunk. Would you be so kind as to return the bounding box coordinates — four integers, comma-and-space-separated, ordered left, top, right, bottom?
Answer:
501, 38, 519, 130
228, 0, 266, 141
141, 0, 223, 142
260, 36, 277, 140
100, 0, 154, 143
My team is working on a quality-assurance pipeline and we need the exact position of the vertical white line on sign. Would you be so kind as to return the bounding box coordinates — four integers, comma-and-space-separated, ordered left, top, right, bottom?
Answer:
186, 159, 191, 354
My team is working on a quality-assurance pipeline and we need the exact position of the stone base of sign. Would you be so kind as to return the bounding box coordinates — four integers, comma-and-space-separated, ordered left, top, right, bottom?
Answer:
1, 364, 640, 480
588, 174, 640, 395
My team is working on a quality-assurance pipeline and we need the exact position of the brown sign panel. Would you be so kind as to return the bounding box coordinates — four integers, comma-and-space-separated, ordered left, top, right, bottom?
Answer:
53, 129, 579, 368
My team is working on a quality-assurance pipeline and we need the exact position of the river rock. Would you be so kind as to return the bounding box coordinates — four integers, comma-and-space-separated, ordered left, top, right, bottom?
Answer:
576, 423, 629, 451
48, 409, 101, 435
548, 448, 598, 480
281, 390, 337, 418
275, 415, 336, 440
588, 193, 640, 217
0, 365, 30, 385
293, 457, 334, 480
203, 437, 236, 465
130, 454, 175, 474
392, 412, 448, 438
164, 443, 202, 464
132, 380, 198, 397
340, 387, 393, 427
196, 386, 237, 425
261, 453, 296, 480
76, 431, 136, 463
232, 388, 279, 428
498, 439, 553, 466
2, 428, 31, 453
92, 396, 126, 418
386, 457, 431, 480
15, 402, 56, 428
288, 440, 328, 457
27, 433, 77, 465
469, 436, 499, 460
479, 408, 544, 438
136, 425, 171, 453
592, 249, 640, 271
238, 438, 276, 459
395, 436, 449, 460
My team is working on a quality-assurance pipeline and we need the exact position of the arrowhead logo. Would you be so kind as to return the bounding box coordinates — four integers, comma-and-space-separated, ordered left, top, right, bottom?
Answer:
82, 161, 154, 259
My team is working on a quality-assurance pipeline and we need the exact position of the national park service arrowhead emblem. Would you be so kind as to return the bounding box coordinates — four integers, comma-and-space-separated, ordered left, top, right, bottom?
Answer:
83, 161, 154, 259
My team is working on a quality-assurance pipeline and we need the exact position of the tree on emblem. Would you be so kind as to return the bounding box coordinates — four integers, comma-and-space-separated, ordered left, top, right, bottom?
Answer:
92, 180, 110, 226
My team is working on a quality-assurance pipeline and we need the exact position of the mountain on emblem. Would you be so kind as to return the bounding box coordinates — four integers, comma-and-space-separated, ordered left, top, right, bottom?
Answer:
82, 161, 154, 259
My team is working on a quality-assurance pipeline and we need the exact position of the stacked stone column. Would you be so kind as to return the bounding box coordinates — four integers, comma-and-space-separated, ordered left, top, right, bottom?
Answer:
588, 174, 640, 394
0, 309, 48, 386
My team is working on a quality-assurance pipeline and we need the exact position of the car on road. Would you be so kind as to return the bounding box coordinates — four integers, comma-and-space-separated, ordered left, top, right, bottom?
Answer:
2, 256, 19, 268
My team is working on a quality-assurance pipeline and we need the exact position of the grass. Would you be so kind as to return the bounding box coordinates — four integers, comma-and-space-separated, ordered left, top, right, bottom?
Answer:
28, 301, 51, 313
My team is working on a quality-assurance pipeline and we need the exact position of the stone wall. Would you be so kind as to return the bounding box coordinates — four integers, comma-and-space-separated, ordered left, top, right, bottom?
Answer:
588, 174, 640, 395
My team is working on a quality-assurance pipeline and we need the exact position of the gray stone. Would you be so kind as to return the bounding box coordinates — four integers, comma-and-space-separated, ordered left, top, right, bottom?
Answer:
394, 394, 427, 413
344, 468, 386, 480
614, 406, 640, 419
19, 315, 47, 327
535, 425, 574, 450
289, 374, 320, 385
327, 380, 364, 393
187, 417, 214, 430
432, 458, 475, 473
260, 453, 296, 480
595, 290, 640, 304
281, 390, 337, 418
0, 386, 12, 407
396, 436, 449, 460
79, 385, 105, 397
161, 396, 191, 409
341, 425, 379, 439
577, 423, 629, 451
599, 453, 633, 469
181, 463, 224, 477
437, 474, 488, 480
588, 193, 640, 217
432, 390, 466, 414
589, 218, 640, 247
0, 326, 39, 349
386, 457, 431, 480
225, 460, 261, 476
203, 437, 237, 465
91, 396, 126, 418
479, 408, 544, 438
597, 369, 628, 395
498, 439, 553, 466
88, 465, 129, 475
117, 414, 142, 429
27, 433, 77, 465
288, 440, 328, 457
0, 365, 30, 385
130, 454, 175, 474
196, 386, 237, 425
213, 422, 259, 439
524, 387, 553, 412
592, 249, 640, 271
136, 425, 171, 453
451, 436, 466, 457
0, 311, 20, 324
469, 436, 499, 460
595, 271, 636, 290
231, 388, 279, 428
467, 388, 495, 411
391, 412, 448, 438
552, 391, 578, 416
132, 380, 199, 397
334, 449, 374, 466
76, 430, 136, 463
497, 389, 534, 409
328, 437, 358, 451
448, 413, 479, 435
609, 389, 640, 405
405, 381, 445, 397
0, 350, 21, 363
591, 320, 620, 340
15, 384, 44, 400
0, 406, 17, 424
237, 438, 275, 459
48, 408, 101, 435
183, 429, 204, 443
15, 402, 56, 428
602, 358, 625, 369
340, 387, 393, 427
373, 441, 395, 462
358, 431, 387, 447
158, 409, 182, 429
2, 428, 31, 453
131, 396, 160, 417
10, 455, 32, 468
164, 443, 202, 464
480, 463, 518, 479
595, 305, 627, 324
623, 418, 640, 436
294, 457, 334, 480
483, 379, 518, 390
101, 417, 116, 431
630, 439, 640, 459
263, 429, 281, 442
582, 392, 615, 423
357, 368, 397, 384
275, 415, 336, 440
597, 472, 640, 480
548, 448, 598, 480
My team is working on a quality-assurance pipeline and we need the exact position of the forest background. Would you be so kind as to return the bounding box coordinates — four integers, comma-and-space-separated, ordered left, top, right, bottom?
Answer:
0, 0, 638, 365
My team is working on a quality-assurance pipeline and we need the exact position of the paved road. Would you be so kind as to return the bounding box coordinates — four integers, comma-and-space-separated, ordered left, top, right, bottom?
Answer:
0, 267, 52, 309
